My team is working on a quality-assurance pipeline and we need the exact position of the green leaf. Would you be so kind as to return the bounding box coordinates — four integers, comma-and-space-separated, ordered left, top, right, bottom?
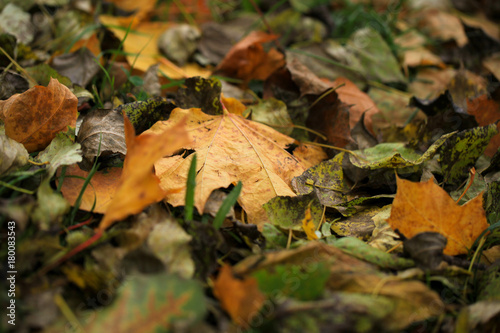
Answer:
83, 274, 206, 332
350, 131, 455, 169
333, 237, 415, 270
213, 181, 242, 229
253, 263, 330, 301
346, 27, 406, 84
185, 154, 197, 221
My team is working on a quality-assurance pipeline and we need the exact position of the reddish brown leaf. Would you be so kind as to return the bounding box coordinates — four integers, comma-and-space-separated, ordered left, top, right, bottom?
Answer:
0, 78, 77, 152
333, 77, 380, 134
215, 31, 285, 82
467, 94, 500, 156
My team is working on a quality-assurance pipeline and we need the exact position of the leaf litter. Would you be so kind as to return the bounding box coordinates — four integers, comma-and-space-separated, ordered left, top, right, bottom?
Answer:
1, 1, 500, 333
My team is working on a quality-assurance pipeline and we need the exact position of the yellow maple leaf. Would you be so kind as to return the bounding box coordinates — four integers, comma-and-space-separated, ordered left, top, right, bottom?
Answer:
146, 107, 326, 227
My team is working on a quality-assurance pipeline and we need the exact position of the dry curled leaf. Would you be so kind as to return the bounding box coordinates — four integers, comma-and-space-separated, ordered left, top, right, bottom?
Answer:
0, 78, 77, 152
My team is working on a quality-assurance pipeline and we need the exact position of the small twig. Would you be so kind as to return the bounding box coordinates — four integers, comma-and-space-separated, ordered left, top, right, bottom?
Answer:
456, 167, 475, 204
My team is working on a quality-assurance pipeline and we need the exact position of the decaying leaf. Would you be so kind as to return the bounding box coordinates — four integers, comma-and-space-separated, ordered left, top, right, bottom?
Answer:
0, 78, 77, 152
77, 108, 127, 171
0, 131, 29, 175
387, 176, 489, 255
148, 107, 326, 227
32, 130, 82, 230
439, 124, 498, 185
82, 274, 206, 332
98, 114, 189, 231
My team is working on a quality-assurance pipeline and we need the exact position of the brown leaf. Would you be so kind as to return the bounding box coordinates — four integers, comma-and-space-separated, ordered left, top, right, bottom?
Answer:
387, 176, 489, 255
97, 114, 189, 231
332, 77, 380, 134
148, 107, 326, 227
0, 78, 77, 152
215, 31, 285, 82
306, 89, 353, 148
467, 94, 500, 156
213, 265, 265, 328
77, 109, 127, 171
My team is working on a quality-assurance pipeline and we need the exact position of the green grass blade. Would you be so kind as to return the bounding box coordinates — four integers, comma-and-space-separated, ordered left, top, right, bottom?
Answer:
213, 181, 242, 229
184, 154, 197, 221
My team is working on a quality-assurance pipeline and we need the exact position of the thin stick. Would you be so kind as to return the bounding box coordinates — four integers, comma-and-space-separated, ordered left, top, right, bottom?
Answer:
456, 168, 475, 204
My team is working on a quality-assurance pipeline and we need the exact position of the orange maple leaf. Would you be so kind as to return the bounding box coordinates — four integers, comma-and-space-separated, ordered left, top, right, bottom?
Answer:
213, 265, 265, 328
146, 107, 326, 227
0, 78, 77, 152
97, 114, 189, 231
387, 176, 489, 255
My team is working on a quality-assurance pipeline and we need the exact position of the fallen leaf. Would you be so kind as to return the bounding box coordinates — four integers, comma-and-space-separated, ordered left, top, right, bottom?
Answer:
77, 109, 127, 171
387, 176, 489, 255
97, 114, 189, 231
147, 207, 195, 279
99, 16, 210, 79
349, 132, 455, 170
148, 107, 326, 227
302, 205, 319, 240
102, 0, 156, 26
467, 94, 500, 156
439, 125, 498, 185
264, 192, 323, 232
416, 8, 467, 46
332, 77, 380, 133
215, 30, 285, 82
213, 265, 265, 328
58, 164, 122, 214
0, 131, 29, 175
33, 131, 82, 230
0, 78, 77, 152
83, 274, 206, 332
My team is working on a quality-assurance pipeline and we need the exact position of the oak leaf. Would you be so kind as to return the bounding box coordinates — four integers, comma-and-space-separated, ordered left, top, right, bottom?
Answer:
147, 107, 326, 227
213, 265, 265, 328
387, 176, 489, 255
98, 114, 189, 231
0, 78, 77, 152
